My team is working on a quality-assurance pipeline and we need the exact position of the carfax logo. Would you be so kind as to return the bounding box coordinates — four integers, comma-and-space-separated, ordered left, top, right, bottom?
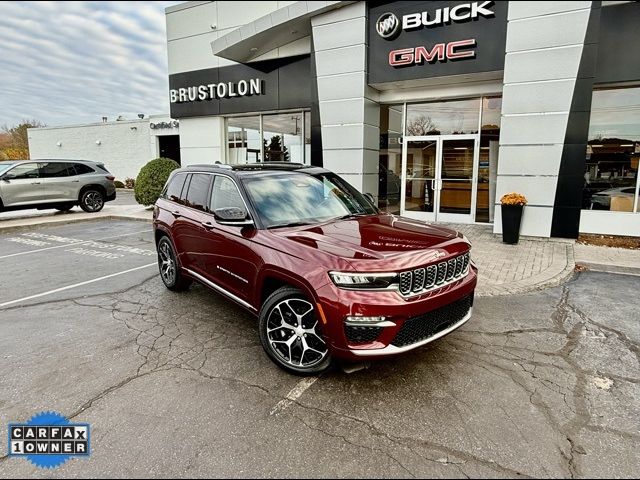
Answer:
8, 411, 90, 469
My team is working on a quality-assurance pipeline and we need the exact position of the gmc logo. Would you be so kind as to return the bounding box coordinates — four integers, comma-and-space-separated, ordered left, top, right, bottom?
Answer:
389, 39, 476, 67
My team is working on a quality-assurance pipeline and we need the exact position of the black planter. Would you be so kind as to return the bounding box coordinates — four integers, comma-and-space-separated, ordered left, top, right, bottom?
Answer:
501, 204, 524, 244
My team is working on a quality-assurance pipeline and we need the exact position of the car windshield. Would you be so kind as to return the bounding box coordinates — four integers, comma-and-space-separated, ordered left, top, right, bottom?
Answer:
242, 171, 377, 229
0, 162, 15, 174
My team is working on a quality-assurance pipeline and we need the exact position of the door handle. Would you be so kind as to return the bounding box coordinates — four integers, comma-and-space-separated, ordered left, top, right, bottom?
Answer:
71, 179, 80, 183
201, 221, 215, 230
31, 182, 41, 185
171, 210, 181, 217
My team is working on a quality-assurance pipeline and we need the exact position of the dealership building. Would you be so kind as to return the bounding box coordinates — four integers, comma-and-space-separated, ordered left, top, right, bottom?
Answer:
28, 115, 181, 181
163, 0, 640, 238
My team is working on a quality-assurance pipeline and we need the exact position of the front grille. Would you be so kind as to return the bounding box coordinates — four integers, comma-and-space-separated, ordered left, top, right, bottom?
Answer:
425, 265, 437, 288
399, 271, 412, 295
399, 252, 470, 297
436, 262, 447, 284
412, 268, 425, 292
446, 259, 456, 281
391, 295, 473, 347
345, 325, 382, 344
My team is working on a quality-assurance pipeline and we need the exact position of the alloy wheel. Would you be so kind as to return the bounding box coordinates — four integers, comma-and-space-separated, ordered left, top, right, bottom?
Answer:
158, 241, 176, 285
266, 298, 328, 369
84, 191, 104, 212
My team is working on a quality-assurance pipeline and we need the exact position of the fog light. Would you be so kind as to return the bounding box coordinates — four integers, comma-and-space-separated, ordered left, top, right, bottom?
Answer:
344, 316, 395, 327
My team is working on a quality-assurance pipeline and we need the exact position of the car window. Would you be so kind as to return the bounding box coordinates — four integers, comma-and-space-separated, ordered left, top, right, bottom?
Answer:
40, 162, 73, 178
211, 176, 245, 213
184, 173, 212, 212
164, 172, 188, 204
6, 163, 40, 179
73, 163, 95, 175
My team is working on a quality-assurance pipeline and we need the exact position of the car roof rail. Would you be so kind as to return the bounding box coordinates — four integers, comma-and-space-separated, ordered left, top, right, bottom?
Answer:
231, 162, 307, 171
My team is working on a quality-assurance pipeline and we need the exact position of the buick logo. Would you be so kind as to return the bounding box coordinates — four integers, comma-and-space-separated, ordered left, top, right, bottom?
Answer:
376, 12, 400, 40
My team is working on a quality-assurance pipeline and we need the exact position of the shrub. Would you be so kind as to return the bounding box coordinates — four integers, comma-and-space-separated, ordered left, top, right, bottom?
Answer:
134, 157, 180, 206
114, 180, 125, 189
124, 177, 135, 189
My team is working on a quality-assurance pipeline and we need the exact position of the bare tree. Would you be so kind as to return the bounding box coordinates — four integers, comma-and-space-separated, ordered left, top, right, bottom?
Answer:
406, 115, 439, 136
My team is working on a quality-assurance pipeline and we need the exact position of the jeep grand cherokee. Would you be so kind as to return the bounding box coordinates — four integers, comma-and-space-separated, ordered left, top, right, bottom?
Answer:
153, 163, 476, 375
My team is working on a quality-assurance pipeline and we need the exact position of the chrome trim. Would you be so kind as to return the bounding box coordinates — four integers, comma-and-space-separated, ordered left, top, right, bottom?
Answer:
184, 268, 256, 311
344, 320, 397, 328
350, 308, 473, 357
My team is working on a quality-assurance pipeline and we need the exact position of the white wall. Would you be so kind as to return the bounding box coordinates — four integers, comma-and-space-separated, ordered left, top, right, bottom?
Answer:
494, 1, 593, 237
166, 1, 298, 74
27, 118, 179, 181
312, 2, 380, 198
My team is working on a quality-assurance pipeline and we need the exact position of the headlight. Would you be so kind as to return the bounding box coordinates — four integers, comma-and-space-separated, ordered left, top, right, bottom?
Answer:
329, 271, 398, 289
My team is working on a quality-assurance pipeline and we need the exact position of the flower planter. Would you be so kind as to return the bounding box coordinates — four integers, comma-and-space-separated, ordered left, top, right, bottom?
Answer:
501, 204, 524, 244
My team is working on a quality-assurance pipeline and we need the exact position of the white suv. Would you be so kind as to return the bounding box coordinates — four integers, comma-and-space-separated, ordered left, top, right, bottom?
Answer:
0, 160, 116, 213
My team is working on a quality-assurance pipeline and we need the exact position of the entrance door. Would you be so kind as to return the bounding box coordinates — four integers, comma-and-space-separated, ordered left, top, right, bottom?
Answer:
401, 135, 478, 223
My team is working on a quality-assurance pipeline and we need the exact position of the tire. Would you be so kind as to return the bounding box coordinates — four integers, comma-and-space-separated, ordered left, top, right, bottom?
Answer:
157, 236, 192, 291
79, 188, 105, 213
259, 286, 332, 375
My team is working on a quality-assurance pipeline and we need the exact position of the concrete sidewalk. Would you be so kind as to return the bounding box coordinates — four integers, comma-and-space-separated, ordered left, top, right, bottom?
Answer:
447, 223, 576, 297
574, 243, 640, 276
0, 204, 152, 233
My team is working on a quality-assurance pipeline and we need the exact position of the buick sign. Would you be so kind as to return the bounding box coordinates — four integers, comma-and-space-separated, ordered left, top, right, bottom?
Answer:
376, 12, 400, 39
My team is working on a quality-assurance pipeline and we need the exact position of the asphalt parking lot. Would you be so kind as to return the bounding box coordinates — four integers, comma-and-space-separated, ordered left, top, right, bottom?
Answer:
0, 219, 638, 478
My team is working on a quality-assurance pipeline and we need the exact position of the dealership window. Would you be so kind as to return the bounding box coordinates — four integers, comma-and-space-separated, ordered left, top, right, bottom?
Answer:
583, 86, 640, 213
226, 111, 310, 165
378, 97, 502, 222
406, 98, 480, 136
227, 116, 261, 163
378, 104, 404, 213
476, 96, 502, 223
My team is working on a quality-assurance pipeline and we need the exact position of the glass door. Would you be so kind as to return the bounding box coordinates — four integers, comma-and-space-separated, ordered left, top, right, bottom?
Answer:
401, 135, 478, 223
437, 137, 477, 223
401, 137, 439, 222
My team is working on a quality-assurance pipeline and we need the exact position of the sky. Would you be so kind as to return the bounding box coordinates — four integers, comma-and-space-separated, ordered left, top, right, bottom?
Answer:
0, 1, 181, 128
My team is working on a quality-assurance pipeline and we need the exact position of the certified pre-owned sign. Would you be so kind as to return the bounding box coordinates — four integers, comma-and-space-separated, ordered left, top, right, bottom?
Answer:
368, 1, 507, 84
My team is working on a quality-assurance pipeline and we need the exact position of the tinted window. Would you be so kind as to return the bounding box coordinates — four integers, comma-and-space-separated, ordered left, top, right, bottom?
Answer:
40, 162, 72, 178
211, 176, 245, 212
6, 163, 40, 179
164, 172, 187, 203
73, 163, 95, 175
184, 174, 212, 212
95, 164, 110, 173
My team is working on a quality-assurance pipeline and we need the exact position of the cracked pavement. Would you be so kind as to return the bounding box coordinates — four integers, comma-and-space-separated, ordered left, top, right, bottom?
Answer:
0, 220, 638, 478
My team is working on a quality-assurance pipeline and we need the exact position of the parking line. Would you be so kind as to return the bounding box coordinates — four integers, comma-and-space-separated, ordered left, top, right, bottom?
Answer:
0, 229, 152, 259
269, 376, 319, 416
0, 263, 156, 308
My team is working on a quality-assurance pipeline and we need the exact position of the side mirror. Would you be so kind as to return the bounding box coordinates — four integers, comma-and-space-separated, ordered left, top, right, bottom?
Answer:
363, 193, 376, 205
1, 173, 14, 181
213, 207, 253, 226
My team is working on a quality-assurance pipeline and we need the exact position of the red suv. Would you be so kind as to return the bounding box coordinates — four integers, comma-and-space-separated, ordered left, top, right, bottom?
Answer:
153, 163, 476, 375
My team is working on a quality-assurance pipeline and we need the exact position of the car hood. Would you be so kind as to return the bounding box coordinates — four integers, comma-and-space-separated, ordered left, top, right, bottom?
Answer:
270, 214, 469, 270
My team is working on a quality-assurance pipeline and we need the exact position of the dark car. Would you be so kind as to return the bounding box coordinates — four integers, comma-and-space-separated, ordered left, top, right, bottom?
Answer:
153, 163, 476, 375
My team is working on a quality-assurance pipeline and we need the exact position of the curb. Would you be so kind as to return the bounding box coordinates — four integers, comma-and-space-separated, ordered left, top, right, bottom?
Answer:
576, 262, 640, 277
0, 214, 152, 234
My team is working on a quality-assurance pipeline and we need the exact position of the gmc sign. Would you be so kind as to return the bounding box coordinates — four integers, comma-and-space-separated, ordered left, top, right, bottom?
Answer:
389, 39, 476, 67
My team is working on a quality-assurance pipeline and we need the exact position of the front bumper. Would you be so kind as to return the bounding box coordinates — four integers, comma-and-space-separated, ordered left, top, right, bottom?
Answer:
316, 266, 477, 361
